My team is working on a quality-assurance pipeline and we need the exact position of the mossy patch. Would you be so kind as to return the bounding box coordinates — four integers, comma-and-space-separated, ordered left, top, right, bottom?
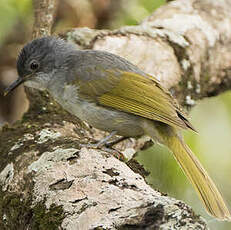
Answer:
126, 158, 149, 178
117, 204, 165, 230
0, 187, 65, 230
0, 191, 32, 230
0, 89, 83, 172
31, 202, 65, 230
166, 39, 200, 109
0, 90, 80, 229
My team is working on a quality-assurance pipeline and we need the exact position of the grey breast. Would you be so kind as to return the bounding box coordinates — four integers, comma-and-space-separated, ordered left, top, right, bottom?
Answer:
48, 50, 146, 137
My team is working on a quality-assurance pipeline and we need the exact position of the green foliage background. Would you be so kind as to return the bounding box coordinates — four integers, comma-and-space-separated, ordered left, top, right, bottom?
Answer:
0, 1, 231, 229
0, 0, 32, 43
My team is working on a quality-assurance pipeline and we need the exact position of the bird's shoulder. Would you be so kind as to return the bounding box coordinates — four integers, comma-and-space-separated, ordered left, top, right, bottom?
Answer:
72, 50, 144, 80
66, 50, 146, 97
65, 50, 195, 131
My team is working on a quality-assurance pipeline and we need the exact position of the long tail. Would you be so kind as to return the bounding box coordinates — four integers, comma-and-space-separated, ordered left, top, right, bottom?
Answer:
152, 124, 231, 221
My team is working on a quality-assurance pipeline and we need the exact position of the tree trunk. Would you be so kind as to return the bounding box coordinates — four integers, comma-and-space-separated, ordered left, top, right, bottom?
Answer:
1, 0, 231, 229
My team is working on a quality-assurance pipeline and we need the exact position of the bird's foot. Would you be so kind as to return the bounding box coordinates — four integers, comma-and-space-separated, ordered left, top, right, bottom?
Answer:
105, 136, 129, 148
80, 131, 117, 149
79, 131, 126, 160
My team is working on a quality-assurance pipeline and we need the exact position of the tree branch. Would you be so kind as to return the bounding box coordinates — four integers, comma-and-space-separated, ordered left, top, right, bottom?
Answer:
63, 0, 231, 107
32, 0, 57, 38
0, 91, 207, 229
2, 0, 230, 228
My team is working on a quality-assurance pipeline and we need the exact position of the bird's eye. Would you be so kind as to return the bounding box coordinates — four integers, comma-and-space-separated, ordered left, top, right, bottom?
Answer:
29, 60, 39, 71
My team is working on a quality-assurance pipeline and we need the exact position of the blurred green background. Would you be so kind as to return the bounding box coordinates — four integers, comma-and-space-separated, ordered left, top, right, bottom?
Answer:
0, 0, 230, 229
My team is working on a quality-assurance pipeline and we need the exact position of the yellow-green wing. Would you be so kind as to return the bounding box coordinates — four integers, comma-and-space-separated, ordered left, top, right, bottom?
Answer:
78, 70, 194, 130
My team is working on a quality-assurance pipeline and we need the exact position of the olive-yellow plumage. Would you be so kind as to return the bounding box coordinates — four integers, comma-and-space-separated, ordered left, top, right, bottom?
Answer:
4, 36, 231, 221
78, 70, 231, 220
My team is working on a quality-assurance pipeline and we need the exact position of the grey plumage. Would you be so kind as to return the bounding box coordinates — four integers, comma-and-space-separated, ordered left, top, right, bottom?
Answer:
17, 36, 146, 136
5, 37, 231, 220
17, 36, 145, 83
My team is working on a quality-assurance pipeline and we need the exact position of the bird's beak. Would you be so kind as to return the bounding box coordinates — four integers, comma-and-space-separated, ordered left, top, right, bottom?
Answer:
3, 77, 24, 96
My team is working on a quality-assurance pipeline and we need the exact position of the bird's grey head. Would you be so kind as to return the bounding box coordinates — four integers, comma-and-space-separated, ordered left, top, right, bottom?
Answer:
4, 36, 76, 95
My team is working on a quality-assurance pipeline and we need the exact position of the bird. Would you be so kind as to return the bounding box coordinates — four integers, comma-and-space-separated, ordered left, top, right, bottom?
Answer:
4, 36, 231, 221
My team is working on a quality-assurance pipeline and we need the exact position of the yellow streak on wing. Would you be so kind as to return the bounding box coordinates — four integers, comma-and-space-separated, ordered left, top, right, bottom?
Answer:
99, 71, 187, 129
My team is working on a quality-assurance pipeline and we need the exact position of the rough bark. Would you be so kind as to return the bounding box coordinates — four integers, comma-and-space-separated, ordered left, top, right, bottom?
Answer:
63, 0, 231, 107
1, 0, 231, 229
0, 91, 207, 230
32, 0, 57, 38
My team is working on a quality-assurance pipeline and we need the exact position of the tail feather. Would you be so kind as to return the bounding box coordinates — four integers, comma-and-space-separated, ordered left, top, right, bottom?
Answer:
154, 125, 231, 221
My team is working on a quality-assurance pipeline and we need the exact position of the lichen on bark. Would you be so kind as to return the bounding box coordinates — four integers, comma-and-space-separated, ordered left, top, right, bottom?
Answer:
0, 187, 65, 230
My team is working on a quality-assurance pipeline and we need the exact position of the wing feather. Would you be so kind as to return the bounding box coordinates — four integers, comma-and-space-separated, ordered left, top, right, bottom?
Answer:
78, 70, 194, 130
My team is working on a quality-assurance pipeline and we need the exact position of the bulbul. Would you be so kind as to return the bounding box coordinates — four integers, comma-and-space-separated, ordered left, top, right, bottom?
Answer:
4, 36, 231, 221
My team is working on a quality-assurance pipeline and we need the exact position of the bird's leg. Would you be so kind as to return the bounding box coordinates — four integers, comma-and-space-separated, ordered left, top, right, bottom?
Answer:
80, 131, 117, 149
80, 131, 127, 160
105, 136, 130, 148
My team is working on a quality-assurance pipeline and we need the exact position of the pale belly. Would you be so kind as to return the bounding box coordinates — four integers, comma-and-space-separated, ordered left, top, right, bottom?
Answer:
51, 86, 145, 137
64, 99, 144, 137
